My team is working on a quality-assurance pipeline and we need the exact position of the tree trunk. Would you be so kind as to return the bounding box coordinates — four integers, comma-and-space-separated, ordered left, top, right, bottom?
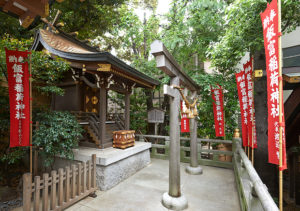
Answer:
253, 50, 278, 196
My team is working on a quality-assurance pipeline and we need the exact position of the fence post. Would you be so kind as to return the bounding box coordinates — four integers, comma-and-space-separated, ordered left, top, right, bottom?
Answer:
180, 146, 185, 163
139, 136, 144, 142
66, 166, 70, 202
233, 128, 240, 154
42, 173, 49, 211
213, 152, 219, 161
83, 162, 87, 193
165, 139, 170, 159
22, 173, 32, 211
92, 154, 96, 188
77, 163, 82, 195
151, 146, 157, 157
198, 139, 202, 162
72, 164, 76, 198
34, 176, 41, 211
58, 168, 64, 206
50, 170, 57, 210
87, 160, 91, 190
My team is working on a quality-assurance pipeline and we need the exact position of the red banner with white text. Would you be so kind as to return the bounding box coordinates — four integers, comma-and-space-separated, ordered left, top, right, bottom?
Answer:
5, 49, 31, 147
180, 101, 190, 133
244, 59, 257, 148
211, 85, 225, 137
260, 0, 286, 170
236, 70, 248, 147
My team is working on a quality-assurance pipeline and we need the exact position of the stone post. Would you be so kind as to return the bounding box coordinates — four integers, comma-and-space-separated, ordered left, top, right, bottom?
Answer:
162, 77, 188, 210
185, 118, 202, 174
233, 128, 241, 154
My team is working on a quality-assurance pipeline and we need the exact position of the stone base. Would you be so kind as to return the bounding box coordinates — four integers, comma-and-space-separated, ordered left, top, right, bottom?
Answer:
185, 165, 203, 175
97, 147, 150, 190
162, 192, 188, 211
53, 142, 151, 191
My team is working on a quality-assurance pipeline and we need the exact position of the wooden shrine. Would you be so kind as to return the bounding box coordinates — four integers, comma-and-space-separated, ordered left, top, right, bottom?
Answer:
31, 28, 160, 149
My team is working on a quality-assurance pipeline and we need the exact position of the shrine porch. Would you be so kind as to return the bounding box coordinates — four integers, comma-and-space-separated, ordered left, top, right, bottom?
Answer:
65, 158, 240, 211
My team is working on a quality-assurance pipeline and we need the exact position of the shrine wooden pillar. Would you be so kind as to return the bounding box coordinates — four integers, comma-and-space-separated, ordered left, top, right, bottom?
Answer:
125, 92, 130, 130
99, 86, 107, 148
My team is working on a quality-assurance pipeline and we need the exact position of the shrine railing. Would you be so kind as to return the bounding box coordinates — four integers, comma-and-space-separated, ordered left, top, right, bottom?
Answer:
136, 134, 279, 211
136, 134, 233, 169
233, 137, 279, 211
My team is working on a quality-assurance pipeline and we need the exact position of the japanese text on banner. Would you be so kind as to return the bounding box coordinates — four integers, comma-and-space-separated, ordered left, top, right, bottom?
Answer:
236, 70, 248, 147
211, 85, 225, 137
180, 101, 190, 133
5, 49, 31, 147
260, 0, 286, 170
244, 60, 257, 148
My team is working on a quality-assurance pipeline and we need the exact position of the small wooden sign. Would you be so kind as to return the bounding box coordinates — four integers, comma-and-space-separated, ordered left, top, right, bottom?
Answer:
148, 108, 165, 123
97, 64, 111, 72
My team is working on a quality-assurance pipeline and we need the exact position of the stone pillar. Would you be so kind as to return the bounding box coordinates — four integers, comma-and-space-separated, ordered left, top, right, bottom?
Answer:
99, 86, 106, 148
185, 118, 202, 174
162, 77, 188, 210
125, 92, 130, 130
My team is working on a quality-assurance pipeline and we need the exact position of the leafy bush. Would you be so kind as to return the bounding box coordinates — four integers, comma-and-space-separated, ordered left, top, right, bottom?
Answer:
0, 35, 70, 96
33, 111, 84, 167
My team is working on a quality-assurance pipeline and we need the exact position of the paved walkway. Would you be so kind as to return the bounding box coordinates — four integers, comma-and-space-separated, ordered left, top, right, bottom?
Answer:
66, 159, 240, 211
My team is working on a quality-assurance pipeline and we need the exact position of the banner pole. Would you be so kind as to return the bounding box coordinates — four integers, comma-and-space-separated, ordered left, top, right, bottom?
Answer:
29, 53, 32, 176
278, 0, 283, 210
251, 57, 254, 165
223, 89, 226, 141
248, 143, 250, 158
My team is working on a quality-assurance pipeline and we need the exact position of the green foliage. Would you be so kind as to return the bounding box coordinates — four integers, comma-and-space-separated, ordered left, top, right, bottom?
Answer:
162, 0, 226, 67
191, 71, 238, 140
0, 35, 70, 166
0, 146, 27, 165
93, 2, 160, 61
0, 86, 27, 165
209, 0, 300, 72
160, 0, 238, 139
0, 35, 70, 96
33, 111, 84, 166
0, 13, 36, 39
130, 89, 149, 134
30, 51, 70, 96
52, 0, 126, 40
0, 87, 9, 139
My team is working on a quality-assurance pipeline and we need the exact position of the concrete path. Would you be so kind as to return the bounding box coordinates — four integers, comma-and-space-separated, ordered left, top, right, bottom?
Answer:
66, 159, 240, 211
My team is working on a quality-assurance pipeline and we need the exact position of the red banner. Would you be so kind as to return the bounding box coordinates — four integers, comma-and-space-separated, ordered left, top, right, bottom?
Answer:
236, 70, 248, 147
5, 49, 31, 147
244, 59, 257, 148
180, 101, 190, 133
211, 85, 225, 137
261, 0, 286, 170
181, 117, 190, 133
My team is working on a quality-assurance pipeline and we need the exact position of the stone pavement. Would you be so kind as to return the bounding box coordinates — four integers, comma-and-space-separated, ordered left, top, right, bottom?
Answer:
66, 158, 240, 211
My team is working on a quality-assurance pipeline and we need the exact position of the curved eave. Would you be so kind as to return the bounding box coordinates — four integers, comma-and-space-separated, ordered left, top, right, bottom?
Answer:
31, 30, 160, 88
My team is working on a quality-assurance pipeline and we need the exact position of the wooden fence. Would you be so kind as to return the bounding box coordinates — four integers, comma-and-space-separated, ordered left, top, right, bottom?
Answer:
23, 154, 98, 211
136, 135, 233, 169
